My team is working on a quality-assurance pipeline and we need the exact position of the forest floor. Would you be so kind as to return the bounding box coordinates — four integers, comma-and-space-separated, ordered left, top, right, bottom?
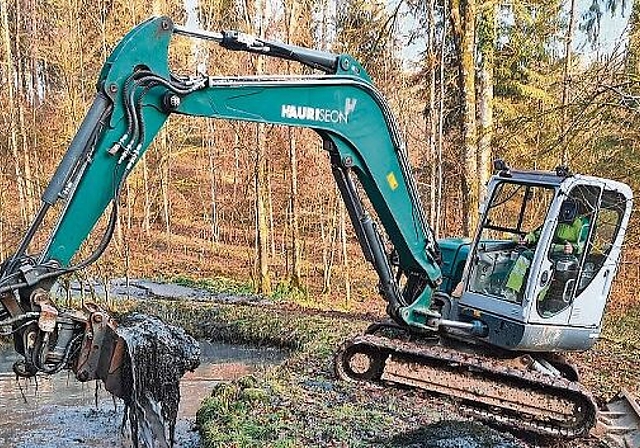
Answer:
119, 284, 640, 448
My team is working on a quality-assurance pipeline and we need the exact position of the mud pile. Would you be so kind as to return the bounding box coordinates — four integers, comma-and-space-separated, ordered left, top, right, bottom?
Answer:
116, 313, 200, 448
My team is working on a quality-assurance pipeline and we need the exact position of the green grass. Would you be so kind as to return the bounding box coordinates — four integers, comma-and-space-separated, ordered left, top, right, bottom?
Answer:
269, 280, 309, 303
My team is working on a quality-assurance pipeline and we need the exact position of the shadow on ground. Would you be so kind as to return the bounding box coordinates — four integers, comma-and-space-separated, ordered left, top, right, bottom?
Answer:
378, 420, 526, 448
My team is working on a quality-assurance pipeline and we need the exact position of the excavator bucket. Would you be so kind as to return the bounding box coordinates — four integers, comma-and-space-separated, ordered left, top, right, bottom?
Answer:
73, 304, 128, 399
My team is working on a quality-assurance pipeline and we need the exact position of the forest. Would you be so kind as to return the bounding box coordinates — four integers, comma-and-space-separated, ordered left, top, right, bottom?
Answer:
0, 0, 638, 314
2, 0, 640, 447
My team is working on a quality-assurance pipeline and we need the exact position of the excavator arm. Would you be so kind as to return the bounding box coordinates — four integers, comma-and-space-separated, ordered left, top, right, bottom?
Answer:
0, 17, 441, 393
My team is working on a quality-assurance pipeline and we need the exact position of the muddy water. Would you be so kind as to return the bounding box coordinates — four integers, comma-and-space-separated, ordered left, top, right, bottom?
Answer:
0, 341, 285, 448
52, 278, 269, 304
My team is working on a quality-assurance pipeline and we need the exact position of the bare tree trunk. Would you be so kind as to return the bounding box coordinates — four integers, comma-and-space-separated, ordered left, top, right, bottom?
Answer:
288, 128, 302, 287
266, 158, 275, 258
477, 0, 495, 202
0, 191, 4, 260
26, 1, 41, 200
142, 156, 151, 236
339, 200, 351, 305
321, 193, 339, 294
436, 0, 449, 239
116, 203, 123, 250
285, 0, 303, 288
248, 0, 272, 294
99, 0, 108, 60
320, 210, 329, 292
75, 1, 86, 103
561, 0, 577, 166
320, 0, 329, 50
159, 129, 171, 236
427, 0, 438, 228
126, 181, 132, 230
17, 2, 35, 219
232, 130, 240, 204
1, 0, 28, 226
451, 0, 478, 236
20, 99, 35, 218
207, 120, 219, 243
255, 121, 271, 294
627, 0, 640, 74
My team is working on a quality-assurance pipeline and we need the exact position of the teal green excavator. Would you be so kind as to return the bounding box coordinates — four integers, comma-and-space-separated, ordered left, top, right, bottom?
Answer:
0, 17, 634, 440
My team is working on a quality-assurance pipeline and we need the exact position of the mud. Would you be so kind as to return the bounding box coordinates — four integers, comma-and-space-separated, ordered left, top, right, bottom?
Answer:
116, 313, 200, 448
381, 420, 525, 447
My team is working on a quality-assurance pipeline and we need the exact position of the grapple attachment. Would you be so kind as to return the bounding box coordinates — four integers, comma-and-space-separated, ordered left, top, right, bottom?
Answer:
2, 288, 128, 399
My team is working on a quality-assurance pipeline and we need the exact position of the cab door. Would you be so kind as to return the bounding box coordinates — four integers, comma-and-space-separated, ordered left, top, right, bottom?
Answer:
568, 187, 631, 327
526, 183, 600, 325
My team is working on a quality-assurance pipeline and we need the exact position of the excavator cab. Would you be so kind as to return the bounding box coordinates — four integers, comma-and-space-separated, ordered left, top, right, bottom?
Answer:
447, 164, 633, 352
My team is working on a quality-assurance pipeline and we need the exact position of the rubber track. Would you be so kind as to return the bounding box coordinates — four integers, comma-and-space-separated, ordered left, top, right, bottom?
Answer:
335, 334, 597, 438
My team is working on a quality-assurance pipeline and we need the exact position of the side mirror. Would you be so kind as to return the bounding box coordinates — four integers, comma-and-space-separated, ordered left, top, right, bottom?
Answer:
558, 199, 578, 223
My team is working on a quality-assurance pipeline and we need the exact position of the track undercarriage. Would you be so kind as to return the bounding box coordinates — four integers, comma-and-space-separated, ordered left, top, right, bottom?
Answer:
335, 322, 598, 439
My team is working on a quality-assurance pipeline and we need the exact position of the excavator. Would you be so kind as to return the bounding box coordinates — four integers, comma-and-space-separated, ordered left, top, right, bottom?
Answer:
0, 16, 635, 442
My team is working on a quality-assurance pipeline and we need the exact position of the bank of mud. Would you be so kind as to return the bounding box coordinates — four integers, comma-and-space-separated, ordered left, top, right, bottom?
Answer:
127, 298, 632, 448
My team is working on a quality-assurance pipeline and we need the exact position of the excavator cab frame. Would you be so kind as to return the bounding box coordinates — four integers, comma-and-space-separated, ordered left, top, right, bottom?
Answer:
450, 168, 633, 352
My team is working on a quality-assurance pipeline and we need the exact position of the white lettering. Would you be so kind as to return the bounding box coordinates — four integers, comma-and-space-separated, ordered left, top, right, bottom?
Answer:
345, 98, 357, 116
279, 97, 357, 124
305, 107, 315, 120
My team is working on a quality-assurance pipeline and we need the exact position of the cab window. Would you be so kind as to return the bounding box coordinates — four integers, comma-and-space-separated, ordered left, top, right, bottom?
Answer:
576, 189, 626, 295
468, 182, 555, 303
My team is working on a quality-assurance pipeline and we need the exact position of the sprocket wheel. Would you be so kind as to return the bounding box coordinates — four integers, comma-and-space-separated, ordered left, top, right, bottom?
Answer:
335, 342, 386, 382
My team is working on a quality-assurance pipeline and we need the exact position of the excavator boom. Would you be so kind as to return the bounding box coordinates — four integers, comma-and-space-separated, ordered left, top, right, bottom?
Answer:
35, 17, 440, 320
0, 16, 441, 396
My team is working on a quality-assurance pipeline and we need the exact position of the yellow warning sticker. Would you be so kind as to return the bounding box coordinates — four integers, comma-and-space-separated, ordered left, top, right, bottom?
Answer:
387, 172, 399, 190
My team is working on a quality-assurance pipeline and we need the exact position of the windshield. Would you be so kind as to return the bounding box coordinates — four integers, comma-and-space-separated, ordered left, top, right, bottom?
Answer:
484, 183, 556, 239
467, 182, 555, 304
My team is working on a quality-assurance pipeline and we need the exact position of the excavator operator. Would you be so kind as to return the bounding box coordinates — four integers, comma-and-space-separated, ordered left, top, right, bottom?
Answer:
504, 198, 590, 301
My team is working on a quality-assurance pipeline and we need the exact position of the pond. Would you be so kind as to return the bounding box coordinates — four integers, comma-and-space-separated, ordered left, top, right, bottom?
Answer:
0, 341, 285, 448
